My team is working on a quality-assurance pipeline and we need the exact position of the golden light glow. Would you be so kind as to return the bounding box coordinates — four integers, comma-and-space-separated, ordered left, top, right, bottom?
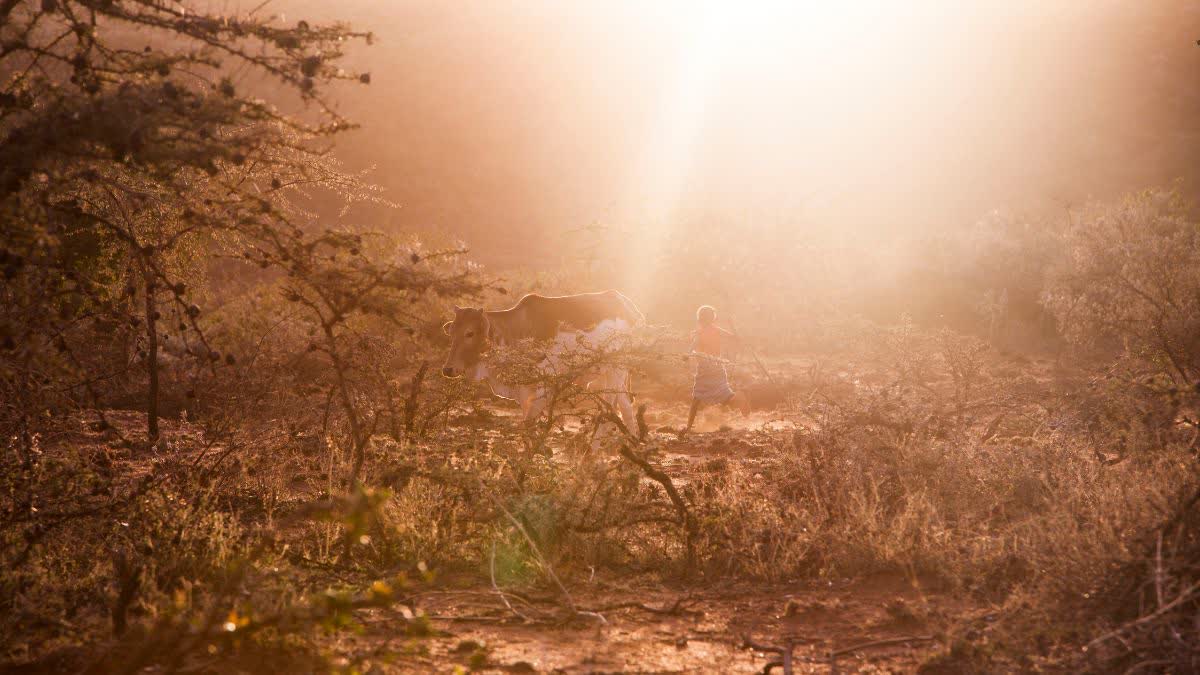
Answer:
317, 0, 1194, 294
626, 1, 928, 298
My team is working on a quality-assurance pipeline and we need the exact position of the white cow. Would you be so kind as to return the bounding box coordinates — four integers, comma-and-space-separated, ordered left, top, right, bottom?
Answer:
440, 290, 643, 432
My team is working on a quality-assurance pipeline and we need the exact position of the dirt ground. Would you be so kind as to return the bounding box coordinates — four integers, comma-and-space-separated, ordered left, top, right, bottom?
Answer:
350, 345, 1054, 674
328, 398, 983, 674
353, 570, 967, 674
30, 353, 1026, 674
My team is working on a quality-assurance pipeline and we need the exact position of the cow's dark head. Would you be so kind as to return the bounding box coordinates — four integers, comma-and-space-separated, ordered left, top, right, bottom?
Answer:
441, 307, 489, 379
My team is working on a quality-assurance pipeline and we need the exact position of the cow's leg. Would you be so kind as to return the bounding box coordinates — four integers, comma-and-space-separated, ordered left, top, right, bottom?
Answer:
523, 385, 553, 424
684, 398, 702, 434
516, 385, 533, 421
729, 390, 751, 416
594, 367, 636, 440
613, 368, 637, 437
586, 369, 612, 414
581, 369, 615, 449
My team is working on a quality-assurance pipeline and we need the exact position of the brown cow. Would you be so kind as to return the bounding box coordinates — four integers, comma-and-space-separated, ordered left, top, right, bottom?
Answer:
441, 290, 643, 430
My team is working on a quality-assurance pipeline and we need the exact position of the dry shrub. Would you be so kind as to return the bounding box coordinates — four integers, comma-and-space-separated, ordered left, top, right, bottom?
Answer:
5, 175, 1199, 673
689, 454, 818, 579
674, 318, 1199, 624
0, 411, 415, 672
1048, 186, 1200, 383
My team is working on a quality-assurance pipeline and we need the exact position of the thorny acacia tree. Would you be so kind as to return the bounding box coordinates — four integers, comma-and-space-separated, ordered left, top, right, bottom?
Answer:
262, 231, 482, 488
0, 2, 486, 666
0, 0, 381, 442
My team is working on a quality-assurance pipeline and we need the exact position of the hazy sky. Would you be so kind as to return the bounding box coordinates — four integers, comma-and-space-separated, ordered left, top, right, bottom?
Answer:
268, 1, 1199, 267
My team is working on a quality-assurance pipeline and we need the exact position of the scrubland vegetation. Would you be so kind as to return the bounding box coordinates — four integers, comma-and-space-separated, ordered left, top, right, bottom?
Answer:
2, 1, 1198, 673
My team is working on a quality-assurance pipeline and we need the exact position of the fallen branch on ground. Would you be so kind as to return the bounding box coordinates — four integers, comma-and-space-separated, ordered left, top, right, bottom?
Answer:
743, 633, 937, 674
1085, 580, 1200, 652
742, 634, 803, 675
833, 635, 936, 656
585, 596, 702, 617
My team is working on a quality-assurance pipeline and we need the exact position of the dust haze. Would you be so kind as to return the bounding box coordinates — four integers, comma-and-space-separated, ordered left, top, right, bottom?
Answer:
3, 1, 1199, 673
309, 1, 1199, 260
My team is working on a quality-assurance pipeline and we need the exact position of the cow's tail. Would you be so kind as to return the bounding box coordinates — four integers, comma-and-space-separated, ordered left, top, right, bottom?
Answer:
614, 290, 646, 328
611, 291, 643, 397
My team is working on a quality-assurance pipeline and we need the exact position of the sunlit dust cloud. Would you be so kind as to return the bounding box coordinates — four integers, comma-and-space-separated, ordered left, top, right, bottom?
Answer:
623, 1, 938, 299
623, 1, 725, 299
281, 0, 1199, 285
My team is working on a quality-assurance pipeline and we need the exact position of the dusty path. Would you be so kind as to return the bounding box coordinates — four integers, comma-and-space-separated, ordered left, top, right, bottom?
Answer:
332, 406, 975, 674
342, 570, 961, 673
58, 351, 1031, 673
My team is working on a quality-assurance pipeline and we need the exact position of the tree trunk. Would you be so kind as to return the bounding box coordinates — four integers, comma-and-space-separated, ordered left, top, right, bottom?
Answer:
323, 324, 366, 489
403, 361, 429, 438
144, 268, 159, 441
